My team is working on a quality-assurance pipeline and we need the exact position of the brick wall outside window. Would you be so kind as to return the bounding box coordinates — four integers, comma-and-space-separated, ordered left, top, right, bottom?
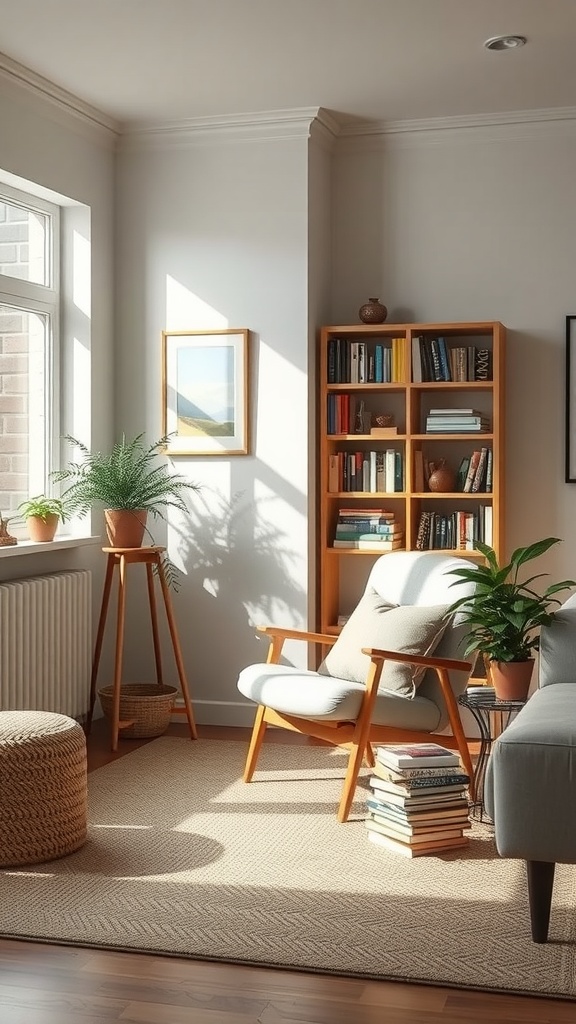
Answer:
0, 188, 55, 521
0, 307, 30, 515
0, 205, 47, 516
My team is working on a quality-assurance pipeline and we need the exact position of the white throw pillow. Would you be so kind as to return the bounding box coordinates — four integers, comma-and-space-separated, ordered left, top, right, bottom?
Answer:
318, 587, 450, 697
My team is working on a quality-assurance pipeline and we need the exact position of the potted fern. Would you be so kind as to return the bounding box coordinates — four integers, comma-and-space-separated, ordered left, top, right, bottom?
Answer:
52, 432, 199, 584
18, 494, 68, 542
52, 432, 199, 738
448, 537, 575, 700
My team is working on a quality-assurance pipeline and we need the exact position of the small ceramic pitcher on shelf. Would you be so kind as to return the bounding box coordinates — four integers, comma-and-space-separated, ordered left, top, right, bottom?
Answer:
427, 459, 456, 493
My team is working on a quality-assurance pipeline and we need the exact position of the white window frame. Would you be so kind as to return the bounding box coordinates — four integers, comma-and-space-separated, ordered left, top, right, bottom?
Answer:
0, 182, 60, 514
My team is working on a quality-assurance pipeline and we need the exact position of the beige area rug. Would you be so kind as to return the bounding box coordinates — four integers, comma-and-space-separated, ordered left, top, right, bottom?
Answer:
1, 736, 575, 998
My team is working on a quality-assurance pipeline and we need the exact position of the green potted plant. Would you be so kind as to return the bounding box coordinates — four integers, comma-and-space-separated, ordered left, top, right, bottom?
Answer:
52, 432, 199, 585
448, 537, 575, 700
18, 494, 68, 542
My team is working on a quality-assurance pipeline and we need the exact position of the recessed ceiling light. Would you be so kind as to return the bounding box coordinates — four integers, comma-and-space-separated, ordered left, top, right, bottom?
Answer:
484, 35, 527, 51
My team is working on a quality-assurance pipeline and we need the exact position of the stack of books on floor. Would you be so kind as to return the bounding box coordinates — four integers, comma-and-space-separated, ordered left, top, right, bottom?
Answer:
365, 742, 471, 857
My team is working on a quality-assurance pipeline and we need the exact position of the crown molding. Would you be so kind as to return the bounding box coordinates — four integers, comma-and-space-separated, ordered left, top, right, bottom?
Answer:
0, 51, 120, 144
118, 107, 335, 151
2, 49, 572, 156
337, 106, 576, 149
308, 108, 340, 152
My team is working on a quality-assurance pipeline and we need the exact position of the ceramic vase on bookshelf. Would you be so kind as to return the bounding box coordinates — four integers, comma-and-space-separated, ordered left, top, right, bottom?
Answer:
358, 298, 387, 324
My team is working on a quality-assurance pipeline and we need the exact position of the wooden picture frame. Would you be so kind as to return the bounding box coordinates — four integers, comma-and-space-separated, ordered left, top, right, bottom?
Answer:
162, 329, 249, 456
566, 316, 576, 481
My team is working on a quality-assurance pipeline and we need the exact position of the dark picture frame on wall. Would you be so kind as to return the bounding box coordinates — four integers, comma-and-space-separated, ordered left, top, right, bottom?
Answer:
566, 316, 576, 481
162, 328, 250, 456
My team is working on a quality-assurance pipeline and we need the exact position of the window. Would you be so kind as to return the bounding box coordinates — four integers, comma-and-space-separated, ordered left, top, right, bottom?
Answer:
0, 184, 59, 521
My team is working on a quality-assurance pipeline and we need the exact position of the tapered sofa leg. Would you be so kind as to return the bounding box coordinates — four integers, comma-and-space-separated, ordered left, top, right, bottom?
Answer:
526, 860, 556, 943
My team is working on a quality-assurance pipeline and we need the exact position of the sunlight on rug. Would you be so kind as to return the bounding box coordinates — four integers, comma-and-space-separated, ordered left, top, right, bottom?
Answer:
1, 736, 575, 998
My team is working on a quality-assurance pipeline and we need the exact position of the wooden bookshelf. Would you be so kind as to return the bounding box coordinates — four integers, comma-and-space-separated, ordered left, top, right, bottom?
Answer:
318, 321, 505, 634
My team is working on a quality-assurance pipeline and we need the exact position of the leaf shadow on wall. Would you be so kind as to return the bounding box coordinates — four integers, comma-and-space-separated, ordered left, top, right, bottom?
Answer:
174, 487, 305, 691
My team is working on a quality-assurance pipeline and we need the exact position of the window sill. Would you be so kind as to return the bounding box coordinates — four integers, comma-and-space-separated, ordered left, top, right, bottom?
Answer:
0, 535, 102, 558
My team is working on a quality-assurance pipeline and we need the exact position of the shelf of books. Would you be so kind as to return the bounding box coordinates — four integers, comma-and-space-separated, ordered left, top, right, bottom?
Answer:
365, 742, 472, 857
318, 321, 505, 635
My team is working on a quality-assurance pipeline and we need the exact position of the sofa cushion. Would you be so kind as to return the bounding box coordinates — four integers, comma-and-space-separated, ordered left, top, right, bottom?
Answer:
317, 588, 450, 696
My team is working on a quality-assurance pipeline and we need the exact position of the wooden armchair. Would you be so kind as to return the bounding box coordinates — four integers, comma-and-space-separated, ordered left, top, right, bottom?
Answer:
237, 552, 476, 822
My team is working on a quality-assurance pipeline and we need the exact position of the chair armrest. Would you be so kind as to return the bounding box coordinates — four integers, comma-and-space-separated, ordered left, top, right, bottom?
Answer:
257, 626, 338, 646
362, 648, 471, 672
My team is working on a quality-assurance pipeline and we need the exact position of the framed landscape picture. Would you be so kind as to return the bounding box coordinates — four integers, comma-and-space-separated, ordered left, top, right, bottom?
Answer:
566, 316, 576, 481
162, 329, 249, 456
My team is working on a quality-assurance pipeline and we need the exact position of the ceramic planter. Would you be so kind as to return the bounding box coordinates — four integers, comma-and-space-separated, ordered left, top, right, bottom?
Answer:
490, 658, 534, 701
27, 513, 59, 542
104, 509, 148, 548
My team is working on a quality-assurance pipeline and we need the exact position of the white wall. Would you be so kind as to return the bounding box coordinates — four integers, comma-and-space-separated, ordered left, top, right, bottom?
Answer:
115, 123, 316, 724
333, 121, 576, 586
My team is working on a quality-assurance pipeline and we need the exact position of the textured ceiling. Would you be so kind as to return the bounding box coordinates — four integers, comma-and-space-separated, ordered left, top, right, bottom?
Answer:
0, 0, 575, 127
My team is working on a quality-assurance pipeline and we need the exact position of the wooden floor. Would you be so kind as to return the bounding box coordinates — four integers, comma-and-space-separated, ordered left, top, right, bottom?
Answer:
0, 722, 573, 1024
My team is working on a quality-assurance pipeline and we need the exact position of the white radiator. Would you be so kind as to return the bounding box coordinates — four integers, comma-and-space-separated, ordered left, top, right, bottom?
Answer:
0, 570, 92, 720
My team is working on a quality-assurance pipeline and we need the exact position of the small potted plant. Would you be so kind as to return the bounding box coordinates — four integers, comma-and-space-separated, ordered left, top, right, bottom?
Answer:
17, 494, 68, 542
448, 537, 575, 700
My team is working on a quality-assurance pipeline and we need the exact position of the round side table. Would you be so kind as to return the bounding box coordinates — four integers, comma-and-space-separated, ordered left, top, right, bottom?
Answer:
458, 689, 527, 820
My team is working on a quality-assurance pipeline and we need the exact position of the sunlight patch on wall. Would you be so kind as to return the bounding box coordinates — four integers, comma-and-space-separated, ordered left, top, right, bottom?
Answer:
72, 336, 90, 450
258, 341, 307, 493
166, 275, 228, 330
72, 229, 91, 317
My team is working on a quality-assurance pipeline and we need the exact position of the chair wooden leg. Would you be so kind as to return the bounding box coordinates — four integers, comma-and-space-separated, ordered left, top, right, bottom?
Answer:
364, 742, 376, 768
243, 704, 268, 782
338, 740, 367, 823
338, 660, 385, 823
437, 668, 475, 801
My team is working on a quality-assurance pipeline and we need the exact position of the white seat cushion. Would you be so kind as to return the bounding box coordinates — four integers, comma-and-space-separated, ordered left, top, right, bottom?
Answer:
237, 663, 441, 731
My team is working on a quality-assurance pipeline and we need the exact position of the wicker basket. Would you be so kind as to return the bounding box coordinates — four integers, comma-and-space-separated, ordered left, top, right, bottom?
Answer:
98, 683, 178, 738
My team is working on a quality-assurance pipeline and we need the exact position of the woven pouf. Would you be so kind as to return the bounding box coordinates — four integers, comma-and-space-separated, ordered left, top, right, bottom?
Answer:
0, 711, 88, 868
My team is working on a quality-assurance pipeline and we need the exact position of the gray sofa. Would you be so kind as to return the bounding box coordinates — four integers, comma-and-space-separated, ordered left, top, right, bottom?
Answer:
484, 593, 576, 942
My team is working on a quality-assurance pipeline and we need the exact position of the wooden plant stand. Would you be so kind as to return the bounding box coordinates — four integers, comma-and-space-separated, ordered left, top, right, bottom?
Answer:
87, 546, 197, 750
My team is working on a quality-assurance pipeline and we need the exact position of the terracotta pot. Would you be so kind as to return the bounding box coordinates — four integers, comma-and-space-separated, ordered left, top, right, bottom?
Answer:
490, 659, 534, 701
104, 509, 148, 548
27, 513, 59, 542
